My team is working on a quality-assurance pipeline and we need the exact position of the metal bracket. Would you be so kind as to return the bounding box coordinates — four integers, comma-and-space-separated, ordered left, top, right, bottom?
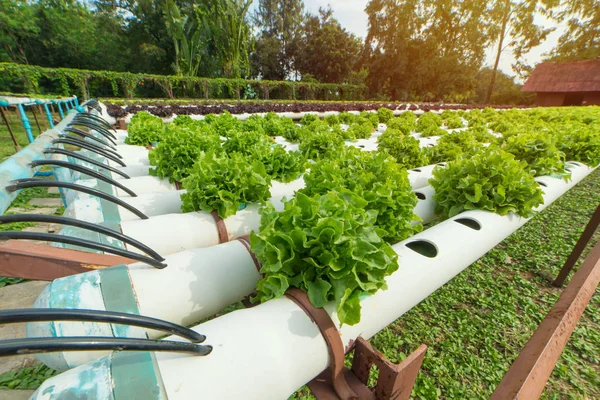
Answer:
308, 338, 427, 400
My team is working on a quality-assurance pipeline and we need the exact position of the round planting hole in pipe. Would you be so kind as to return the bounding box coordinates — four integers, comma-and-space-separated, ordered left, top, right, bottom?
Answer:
567, 161, 583, 167
454, 217, 481, 231
415, 192, 426, 200
405, 240, 438, 258
411, 168, 422, 172
536, 180, 548, 187
437, 163, 447, 166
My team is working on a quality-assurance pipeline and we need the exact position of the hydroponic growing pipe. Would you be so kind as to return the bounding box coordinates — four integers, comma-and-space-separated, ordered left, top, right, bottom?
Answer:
28, 186, 436, 369
28, 162, 594, 399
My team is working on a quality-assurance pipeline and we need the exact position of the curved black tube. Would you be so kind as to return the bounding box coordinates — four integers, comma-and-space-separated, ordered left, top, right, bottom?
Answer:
30, 160, 138, 197
70, 120, 116, 141
82, 99, 102, 113
0, 337, 211, 357
63, 126, 117, 148
6, 179, 148, 220
52, 138, 126, 167
0, 214, 162, 261
76, 111, 115, 131
0, 232, 166, 269
73, 113, 114, 129
43, 148, 130, 179
71, 116, 114, 134
55, 135, 122, 159
0, 309, 201, 342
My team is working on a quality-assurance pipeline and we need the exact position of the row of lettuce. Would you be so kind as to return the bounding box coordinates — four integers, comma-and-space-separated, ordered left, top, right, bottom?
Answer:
122, 106, 600, 325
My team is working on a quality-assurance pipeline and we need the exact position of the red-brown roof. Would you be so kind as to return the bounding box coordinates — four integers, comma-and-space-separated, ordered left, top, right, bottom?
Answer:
521, 59, 600, 92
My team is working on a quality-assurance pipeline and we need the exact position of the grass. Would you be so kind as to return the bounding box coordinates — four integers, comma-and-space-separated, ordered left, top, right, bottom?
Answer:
0, 365, 58, 390
294, 168, 600, 399
0, 106, 58, 161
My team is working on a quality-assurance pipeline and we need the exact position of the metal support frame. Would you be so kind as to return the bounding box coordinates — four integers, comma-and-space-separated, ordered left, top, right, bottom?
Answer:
0, 240, 136, 281
308, 339, 427, 400
491, 239, 600, 400
0, 107, 20, 152
43, 103, 54, 128
16, 103, 35, 143
56, 101, 65, 118
553, 203, 600, 287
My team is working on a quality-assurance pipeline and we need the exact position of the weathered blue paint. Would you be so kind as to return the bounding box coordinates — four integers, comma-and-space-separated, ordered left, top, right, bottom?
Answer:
112, 352, 167, 400
99, 265, 143, 338
30, 355, 115, 400
17, 103, 35, 143
26, 283, 69, 372
0, 112, 76, 214
43, 102, 55, 128
74, 97, 80, 107
55, 101, 65, 118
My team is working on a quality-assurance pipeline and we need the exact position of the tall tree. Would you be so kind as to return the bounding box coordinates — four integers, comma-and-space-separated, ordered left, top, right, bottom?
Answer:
364, 0, 489, 101
251, 0, 305, 79
197, 0, 253, 78
484, 0, 556, 104
0, 0, 39, 64
295, 7, 361, 83
546, 0, 600, 61
162, 0, 203, 76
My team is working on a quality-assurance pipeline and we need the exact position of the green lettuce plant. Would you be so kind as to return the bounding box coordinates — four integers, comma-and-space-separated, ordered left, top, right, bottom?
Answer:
148, 124, 221, 183
302, 147, 420, 242
429, 148, 544, 218
250, 190, 399, 326
262, 147, 307, 182
125, 111, 164, 145
180, 151, 271, 218
299, 129, 345, 160
377, 129, 429, 169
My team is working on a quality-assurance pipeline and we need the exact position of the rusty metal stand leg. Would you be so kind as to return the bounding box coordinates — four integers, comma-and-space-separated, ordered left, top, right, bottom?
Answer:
38, 104, 49, 130
553, 202, 600, 287
30, 104, 43, 134
0, 107, 21, 152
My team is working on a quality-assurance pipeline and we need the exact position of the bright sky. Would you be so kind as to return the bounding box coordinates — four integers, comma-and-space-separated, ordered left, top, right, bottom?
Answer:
251, 0, 566, 83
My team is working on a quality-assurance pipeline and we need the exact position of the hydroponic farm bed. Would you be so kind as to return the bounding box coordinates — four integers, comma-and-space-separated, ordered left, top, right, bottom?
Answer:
0, 102, 599, 399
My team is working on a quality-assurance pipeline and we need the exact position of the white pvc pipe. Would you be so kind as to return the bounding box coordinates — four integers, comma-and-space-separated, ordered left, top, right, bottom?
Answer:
30, 190, 438, 369
30, 163, 594, 398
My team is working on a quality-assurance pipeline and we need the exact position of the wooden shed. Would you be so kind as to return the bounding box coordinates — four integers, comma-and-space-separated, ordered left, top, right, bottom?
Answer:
521, 59, 600, 106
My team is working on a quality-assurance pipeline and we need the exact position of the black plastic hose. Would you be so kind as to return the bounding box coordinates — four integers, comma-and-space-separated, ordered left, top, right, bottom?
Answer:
55, 135, 122, 159
0, 231, 166, 269
6, 179, 148, 220
0, 214, 163, 261
0, 337, 211, 357
52, 138, 126, 167
43, 148, 130, 179
63, 126, 117, 148
0, 309, 201, 342
30, 160, 137, 197
70, 120, 116, 141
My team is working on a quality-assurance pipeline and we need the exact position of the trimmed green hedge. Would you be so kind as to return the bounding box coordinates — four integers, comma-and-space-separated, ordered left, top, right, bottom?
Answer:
0, 63, 367, 101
